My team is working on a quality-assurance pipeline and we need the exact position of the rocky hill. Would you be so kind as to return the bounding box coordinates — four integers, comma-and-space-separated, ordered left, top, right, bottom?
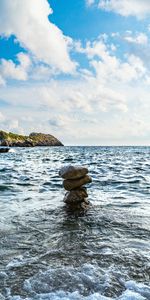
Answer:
0, 131, 64, 147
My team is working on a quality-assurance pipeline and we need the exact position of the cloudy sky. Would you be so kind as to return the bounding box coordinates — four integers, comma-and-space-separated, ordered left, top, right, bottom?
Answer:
0, 0, 150, 145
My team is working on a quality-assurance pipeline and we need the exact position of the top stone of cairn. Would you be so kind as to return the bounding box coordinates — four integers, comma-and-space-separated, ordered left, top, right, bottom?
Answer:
59, 165, 88, 180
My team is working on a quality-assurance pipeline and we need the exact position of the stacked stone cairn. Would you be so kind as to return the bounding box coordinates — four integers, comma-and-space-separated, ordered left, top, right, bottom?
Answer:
59, 165, 92, 209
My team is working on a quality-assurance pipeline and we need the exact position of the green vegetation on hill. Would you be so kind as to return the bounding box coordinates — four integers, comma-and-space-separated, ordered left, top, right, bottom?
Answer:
0, 130, 63, 147
0, 130, 27, 141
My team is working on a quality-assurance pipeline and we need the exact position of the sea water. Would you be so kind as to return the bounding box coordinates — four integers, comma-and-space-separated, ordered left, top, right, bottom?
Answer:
0, 146, 149, 300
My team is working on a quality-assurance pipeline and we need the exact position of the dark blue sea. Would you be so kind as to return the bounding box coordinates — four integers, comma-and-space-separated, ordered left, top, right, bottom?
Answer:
0, 146, 150, 300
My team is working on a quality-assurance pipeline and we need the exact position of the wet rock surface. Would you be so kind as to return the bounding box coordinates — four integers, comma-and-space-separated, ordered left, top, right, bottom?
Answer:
0, 147, 10, 153
63, 187, 88, 204
59, 165, 92, 209
59, 165, 88, 180
63, 175, 92, 191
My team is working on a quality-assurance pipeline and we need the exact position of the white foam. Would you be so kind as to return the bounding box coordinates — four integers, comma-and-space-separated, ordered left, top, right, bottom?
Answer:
7, 290, 148, 300
7, 291, 113, 300
125, 281, 150, 299
9, 148, 16, 153
6, 255, 37, 269
0, 293, 5, 300
118, 290, 146, 300
4, 264, 150, 300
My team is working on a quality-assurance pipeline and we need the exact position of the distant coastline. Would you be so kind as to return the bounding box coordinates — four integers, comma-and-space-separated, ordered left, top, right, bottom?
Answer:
0, 130, 64, 147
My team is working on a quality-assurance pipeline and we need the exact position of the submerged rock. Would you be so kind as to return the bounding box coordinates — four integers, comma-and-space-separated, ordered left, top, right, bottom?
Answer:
0, 147, 10, 153
0, 130, 63, 147
59, 165, 88, 180
65, 200, 90, 214
63, 187, 88, 204
63, 175, 92, 191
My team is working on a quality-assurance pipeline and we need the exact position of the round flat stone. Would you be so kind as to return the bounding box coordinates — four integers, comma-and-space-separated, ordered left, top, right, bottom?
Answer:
63, 175, 92, 191
59, 165, 88, 180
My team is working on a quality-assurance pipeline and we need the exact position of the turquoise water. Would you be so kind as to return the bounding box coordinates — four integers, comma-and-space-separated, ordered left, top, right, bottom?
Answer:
0, 146, 150, 299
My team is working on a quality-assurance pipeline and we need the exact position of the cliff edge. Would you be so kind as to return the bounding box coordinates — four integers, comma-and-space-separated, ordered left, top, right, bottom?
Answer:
0, 131, 64, 147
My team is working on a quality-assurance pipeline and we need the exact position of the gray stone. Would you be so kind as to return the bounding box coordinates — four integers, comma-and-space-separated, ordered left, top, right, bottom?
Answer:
63, 187, 88, 204
63, 175, 92, 191
59, 165, 88, 180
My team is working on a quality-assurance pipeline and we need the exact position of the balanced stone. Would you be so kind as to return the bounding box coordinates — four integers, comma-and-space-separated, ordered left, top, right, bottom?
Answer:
59, 165, 88, 180
59, 164, 92, 209
64, 187, 88, 204
63, 175, 92, 191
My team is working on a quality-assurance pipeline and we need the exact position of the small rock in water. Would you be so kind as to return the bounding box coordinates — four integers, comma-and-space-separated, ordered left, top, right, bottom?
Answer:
0, 147, 10, 153
63, 175, 92, 191
64, 187, 88, 204
59, 165, 88, 180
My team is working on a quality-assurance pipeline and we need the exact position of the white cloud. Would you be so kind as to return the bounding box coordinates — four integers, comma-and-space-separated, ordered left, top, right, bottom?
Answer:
1, 32, 149, 143
0, 0, 76, 73
0, 69, 150, 145
120, 31, 150, 69
77, 36, 147, 84
77, 37, 108, 58
91, 54, 146, 84
0, 111, 22, 133
0, 53, 31, 81
86, 0, 95, 6
5, 120, 22, 133
0, 24, 150, 145
0, 111, 5, 122
124, 32, 148, 45
90, 0, 150, 19
0, 75, 5, 86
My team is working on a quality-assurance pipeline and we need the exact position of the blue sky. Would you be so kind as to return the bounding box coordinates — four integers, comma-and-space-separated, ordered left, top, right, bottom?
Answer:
0, 0, 150, 145
50, 0, 148, 39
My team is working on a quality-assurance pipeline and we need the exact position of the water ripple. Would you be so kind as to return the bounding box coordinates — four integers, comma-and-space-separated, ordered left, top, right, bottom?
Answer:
0, 146, 150, 299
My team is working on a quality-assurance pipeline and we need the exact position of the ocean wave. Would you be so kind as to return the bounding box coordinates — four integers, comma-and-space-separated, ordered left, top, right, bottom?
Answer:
4, 264, 150, 300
